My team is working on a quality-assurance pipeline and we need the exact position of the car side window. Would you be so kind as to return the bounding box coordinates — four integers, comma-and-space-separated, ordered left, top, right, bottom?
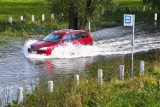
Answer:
63, 34, 72, 41
71, 34, 81, 40
80, 33, 88, 38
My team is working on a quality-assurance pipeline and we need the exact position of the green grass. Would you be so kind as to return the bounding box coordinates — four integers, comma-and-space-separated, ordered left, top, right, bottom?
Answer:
0, 0, 46, 2
0, 1, 68, 36
118, 0, 142, 6
0, 0, 70, 36
0, 1, 50, 19
94, 0, 160, 30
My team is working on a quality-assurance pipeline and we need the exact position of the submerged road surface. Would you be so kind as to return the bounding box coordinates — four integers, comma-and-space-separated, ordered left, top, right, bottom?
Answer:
0, 23, 160, 100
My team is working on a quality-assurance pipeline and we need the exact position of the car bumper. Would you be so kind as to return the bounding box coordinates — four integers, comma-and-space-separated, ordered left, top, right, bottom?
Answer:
28, 48, 46, 54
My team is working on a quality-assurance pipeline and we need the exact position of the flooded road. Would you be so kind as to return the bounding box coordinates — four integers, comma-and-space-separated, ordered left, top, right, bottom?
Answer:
0, 22, 160, 100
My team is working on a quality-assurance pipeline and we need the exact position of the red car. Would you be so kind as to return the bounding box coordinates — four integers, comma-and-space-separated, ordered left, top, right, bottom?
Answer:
28, 29, 93, 55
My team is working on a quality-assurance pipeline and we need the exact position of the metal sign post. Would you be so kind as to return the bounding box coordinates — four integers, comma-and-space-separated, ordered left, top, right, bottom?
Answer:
124, 14, 135, 76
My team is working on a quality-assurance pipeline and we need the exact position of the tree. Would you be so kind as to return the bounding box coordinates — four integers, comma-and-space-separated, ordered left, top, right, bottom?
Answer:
142, 0, 160, 9
48, 0, 114, 30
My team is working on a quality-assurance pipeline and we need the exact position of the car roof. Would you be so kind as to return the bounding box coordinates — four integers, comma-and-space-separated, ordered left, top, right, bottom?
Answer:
52, 29, 87, 35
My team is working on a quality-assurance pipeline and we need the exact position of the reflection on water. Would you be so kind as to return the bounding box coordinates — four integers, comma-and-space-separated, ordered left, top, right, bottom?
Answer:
45, 60, 55, 74
28, 57, 95, 75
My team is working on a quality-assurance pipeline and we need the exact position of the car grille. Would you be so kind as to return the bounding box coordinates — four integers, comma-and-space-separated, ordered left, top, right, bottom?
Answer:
31, 46, 38, 50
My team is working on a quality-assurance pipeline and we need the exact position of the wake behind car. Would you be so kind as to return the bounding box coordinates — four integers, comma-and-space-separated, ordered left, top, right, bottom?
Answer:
28, 29, 93, 55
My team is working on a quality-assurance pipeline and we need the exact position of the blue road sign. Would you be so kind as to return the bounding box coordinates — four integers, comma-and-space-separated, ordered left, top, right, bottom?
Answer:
124, 14, 135, 26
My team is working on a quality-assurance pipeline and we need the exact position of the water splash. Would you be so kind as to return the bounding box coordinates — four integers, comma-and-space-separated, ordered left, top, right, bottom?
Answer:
23, 39, 37, 56
23, 34, 160, 59
23, 39, 50, 60
51, 43, 101, 58
23, 40, 101, 59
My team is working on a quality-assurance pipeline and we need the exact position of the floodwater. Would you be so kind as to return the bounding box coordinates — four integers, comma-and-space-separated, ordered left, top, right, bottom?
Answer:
0, 22, 160, 101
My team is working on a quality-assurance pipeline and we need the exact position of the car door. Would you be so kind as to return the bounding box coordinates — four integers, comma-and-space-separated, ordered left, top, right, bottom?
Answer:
70, 33, 82, 45
62, 34, 72, 43
78, 32, 92, 45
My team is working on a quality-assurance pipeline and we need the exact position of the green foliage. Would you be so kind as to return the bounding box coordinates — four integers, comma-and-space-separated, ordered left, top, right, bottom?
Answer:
0, 0, 58, 36
142, 0, 160, 9
0, 0, 46, 2
49, 0, 114, 18
48, 0, 115, 29
0, 0, 160, 34
10, 75, 160, 107
0, 16, 58, 36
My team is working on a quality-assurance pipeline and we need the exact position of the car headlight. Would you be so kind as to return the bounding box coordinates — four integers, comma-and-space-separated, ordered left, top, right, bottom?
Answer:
39, 47, 48, 51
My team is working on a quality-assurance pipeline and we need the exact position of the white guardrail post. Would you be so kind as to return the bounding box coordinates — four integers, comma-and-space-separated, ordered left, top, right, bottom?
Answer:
74, 75, 80, 86
9, 17, 12, 25
48, 81, 53, 92
20, 16, 23, 21
140, 61, 145, 75
119, 65, 124, 80
98, 69, 103, 85
17, 87, 23, 104
32, 15, 34, 22
42, 14, 45, 22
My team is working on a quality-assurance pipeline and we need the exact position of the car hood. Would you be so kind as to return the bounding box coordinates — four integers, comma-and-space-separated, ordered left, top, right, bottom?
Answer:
31, 41, 59, 49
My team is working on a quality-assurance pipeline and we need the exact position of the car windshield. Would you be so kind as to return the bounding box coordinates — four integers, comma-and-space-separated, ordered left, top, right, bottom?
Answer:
43, 33, 62, 42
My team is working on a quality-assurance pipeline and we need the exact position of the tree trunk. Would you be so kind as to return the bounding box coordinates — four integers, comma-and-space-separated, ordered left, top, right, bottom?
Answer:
79, 0, 94, 30
69, 13, 78, 30
68, 1, 78, 30
79, 18, 88, 30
